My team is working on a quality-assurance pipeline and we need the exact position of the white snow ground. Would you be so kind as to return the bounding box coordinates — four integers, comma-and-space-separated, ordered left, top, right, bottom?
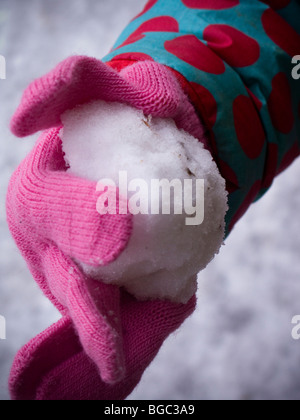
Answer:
0, 0, 300, 401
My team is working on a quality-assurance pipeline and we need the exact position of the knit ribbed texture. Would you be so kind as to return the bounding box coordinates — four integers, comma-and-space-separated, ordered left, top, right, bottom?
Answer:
9, 295, 196, 401
119, 62, 206, 143
10, 56, 206, 145
7, 128, 132, 268
7, 57, 202, 400
7, 128, 133, 387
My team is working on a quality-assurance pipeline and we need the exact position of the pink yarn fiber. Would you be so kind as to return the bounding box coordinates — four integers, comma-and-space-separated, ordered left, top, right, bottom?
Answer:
7, 56, 204, 400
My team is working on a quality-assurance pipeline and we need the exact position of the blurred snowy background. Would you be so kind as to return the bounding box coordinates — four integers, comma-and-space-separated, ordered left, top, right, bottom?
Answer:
1, 0, 300, 401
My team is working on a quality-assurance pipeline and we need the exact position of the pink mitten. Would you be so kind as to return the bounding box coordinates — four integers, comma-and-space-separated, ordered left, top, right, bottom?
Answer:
9, 243, 196, 400
7, 56, 202, 400
11, 55, 206, 145
7, 128, 132, 385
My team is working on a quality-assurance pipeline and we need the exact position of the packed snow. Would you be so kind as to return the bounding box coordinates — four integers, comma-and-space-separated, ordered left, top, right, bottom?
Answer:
61, 101, 228, 303
1, 0, 300, 401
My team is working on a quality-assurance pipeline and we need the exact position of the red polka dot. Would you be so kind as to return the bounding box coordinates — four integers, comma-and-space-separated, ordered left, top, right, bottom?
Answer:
165, 35, 226, 75
262, 8, 300, 57
182, 0, 239, 9
277, 142, 300, 175
109, 53, 154, 65
190, 82, 218, 128
261, 143, 278, 189
246, 88, 263, 111
268, 72, 294, 134
118, 16, 179, 48
203, 25, 260, 68
134, 0, 158, 19
217, 159, 239, 194
260, 0, 291, 9
229, 181, 261, 232
233, 95, 266, 159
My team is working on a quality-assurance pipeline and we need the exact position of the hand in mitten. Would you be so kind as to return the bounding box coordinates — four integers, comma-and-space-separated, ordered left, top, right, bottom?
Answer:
7, 56, 207, 400
9, 241, 196, 400
7, 127, 133, 384
9, 248, 196, 400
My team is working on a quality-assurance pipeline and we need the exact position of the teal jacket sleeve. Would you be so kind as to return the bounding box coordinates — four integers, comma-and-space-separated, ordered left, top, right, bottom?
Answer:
103, 0, 300, 234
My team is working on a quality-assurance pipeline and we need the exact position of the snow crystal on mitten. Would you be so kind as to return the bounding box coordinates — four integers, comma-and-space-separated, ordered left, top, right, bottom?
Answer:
61, 100, 228, 303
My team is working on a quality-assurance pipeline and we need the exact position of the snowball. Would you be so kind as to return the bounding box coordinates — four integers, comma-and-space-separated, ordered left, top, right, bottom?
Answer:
61, 100, 228, 303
